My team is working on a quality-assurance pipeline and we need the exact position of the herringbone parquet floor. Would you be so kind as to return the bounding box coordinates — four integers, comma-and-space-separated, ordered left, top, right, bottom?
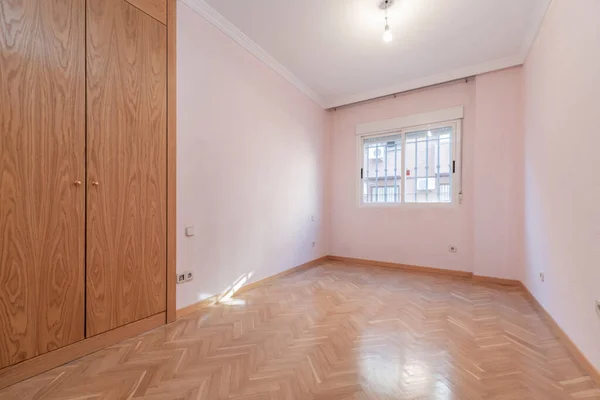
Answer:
1, 261, 599, 399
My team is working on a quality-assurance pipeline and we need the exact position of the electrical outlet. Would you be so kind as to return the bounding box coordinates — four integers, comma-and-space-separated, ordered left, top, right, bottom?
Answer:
185, 226, 195, 237
176, 273, 186, 284
596, 300, 600, 316
448, 245, 457, 253
185, 271, 194, 282
539, 271, 545, 282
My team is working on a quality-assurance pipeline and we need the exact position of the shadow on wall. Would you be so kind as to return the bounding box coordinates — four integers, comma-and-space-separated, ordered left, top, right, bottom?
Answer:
196, 271, 255, 307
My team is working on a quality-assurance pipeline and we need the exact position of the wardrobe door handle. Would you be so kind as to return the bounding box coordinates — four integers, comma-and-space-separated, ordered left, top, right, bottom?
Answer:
73, 180, 82, 186
91, 181, 99, 187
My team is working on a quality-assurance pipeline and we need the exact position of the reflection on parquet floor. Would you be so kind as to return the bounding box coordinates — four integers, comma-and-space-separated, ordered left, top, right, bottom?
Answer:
1, 260, 599, 399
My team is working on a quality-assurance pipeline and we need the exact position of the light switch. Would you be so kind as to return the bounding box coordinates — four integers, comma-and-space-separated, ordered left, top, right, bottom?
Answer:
185, 226, 195, 237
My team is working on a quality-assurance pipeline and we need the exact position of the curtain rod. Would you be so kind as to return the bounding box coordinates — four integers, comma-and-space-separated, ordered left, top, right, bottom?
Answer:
328, 76, 475, 111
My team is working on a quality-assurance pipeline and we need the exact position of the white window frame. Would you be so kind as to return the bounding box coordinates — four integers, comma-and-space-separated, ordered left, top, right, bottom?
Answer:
356, 111, 463, 208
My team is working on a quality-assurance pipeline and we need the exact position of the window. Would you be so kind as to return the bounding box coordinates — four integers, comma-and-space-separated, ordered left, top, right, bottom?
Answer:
361, 133, 402, 203
359, 121, 460, 205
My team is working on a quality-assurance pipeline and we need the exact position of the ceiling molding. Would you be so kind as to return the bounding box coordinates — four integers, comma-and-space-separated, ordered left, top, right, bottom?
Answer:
180, 0, 326, 108
519, 0, 553, 61
325, 54, 524, 109
180, 0, 551, 110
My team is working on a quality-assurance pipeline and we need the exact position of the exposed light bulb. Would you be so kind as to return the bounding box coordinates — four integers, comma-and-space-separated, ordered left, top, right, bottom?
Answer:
383, 26, 393, 43
427, 130, 432, 137
382, 0, 393, 43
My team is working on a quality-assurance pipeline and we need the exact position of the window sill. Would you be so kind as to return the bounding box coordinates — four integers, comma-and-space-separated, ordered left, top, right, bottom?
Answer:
358, 201, 458, 209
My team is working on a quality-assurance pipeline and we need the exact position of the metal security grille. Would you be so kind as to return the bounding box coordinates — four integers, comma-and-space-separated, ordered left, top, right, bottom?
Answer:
360, 123, 456, 205
405, 126, 453, 203
362, 134, 402, 204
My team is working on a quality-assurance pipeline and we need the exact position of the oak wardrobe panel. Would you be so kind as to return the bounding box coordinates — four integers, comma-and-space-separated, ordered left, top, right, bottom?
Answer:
125, 0, 167, 25
86, 0, 167, 336
0, 0, 86, 368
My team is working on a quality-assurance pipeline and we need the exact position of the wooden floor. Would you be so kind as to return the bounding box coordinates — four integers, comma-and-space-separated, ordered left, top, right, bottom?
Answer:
1, 261, 599, 399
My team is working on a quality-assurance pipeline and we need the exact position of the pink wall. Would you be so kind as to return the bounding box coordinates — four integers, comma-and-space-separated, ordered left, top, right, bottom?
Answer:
329, 80, 476, 272
522, 0, 600, 370
473, 68, 524, 280
176, 3, 329, 309
329, 72, 523, 277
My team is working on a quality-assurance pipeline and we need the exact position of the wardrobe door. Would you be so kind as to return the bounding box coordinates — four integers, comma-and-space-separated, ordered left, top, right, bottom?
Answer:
0, 0, 85, 368
86, 0, 167, 336
124, 0, 167, 25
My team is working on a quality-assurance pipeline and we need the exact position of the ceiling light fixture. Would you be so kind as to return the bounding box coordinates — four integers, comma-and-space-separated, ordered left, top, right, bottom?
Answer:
381, 0, 393, 43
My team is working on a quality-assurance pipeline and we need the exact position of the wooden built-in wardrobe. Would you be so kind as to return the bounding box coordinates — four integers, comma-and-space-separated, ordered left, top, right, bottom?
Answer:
0, 0, 176, 388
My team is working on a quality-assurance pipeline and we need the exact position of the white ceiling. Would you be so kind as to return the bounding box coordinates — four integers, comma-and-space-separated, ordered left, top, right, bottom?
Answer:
184, 0, 551, 108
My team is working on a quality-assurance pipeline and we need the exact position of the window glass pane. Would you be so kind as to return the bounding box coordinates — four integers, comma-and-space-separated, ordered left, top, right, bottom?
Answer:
362, 134, 402, 204
404, 126, 453, 203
